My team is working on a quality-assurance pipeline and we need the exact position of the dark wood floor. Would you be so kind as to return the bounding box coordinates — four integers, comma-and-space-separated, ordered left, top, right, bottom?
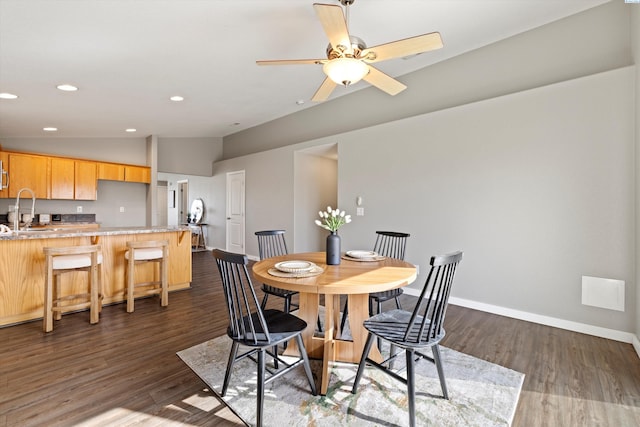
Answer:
1, 251, 639, 426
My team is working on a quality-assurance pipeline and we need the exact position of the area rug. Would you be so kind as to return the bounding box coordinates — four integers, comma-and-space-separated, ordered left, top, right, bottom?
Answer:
177, 335, 524, 426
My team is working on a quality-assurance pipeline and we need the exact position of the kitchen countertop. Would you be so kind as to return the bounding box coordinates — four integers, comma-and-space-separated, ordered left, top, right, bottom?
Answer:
0, 225, 190, 240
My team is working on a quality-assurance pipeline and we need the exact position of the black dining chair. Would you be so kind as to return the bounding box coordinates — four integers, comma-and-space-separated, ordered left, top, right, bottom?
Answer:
255, 230, 297, 313
212, 249, 317, 427
256, 230, 323, 335
351, 251, 463, 427
340, 231, 410, 334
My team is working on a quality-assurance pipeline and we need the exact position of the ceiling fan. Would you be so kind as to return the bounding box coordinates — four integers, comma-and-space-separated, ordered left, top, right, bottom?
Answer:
256, 0, 443, 102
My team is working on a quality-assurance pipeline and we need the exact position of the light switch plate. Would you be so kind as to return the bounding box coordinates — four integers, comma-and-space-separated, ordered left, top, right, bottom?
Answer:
356, 207, 364, 216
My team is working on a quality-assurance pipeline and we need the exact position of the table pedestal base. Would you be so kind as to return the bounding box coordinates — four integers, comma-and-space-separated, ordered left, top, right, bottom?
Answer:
286, 292, 382, 395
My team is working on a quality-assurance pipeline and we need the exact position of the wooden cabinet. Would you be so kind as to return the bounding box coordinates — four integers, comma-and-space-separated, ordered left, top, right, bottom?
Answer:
98, 162, 149, 184
97, 162, 125, 181
50, 157, 75, 199
0, 150, 149, 199
8, 153, 49, 198
75, 160, 97, 200
124, 165, 151, 184
49, 158, 97, 200
0, 151, 8, 198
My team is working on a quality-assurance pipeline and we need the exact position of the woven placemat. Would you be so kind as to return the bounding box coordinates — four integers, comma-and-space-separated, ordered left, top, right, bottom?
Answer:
268, 265, 324, 278
341, 255, 386, 262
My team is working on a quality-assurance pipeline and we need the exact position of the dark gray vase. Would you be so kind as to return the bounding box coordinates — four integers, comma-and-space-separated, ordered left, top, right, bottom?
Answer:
326, 231, 341, 265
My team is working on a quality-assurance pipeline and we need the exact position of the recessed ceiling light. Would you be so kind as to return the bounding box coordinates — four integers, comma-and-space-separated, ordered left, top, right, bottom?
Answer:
0, 92, 18, 99
170, 96, 184, 102
296, 100, 305, 105
57, 84, 78, 91
43, 127, 58, 132
125, 128, 137, 132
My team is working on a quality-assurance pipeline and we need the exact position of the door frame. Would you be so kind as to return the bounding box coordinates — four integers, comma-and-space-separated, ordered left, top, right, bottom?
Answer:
178, 179, 189, 225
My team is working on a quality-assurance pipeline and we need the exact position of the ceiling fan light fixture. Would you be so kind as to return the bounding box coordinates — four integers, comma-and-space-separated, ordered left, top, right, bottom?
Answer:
322, 57, 369, 87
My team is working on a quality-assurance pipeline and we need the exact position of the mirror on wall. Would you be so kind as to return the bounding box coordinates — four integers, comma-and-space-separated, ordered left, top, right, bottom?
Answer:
189, 198, 204, 223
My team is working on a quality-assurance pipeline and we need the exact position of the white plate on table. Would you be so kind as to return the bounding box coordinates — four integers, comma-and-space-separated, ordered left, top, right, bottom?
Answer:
275, 260, 315, 273
346, 250, 378, 259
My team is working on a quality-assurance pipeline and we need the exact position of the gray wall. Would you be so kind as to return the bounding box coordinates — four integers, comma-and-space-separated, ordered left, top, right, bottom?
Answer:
222, 1, 631, 159
158, 137, 223, 177
212, 67, 635, 335
212, 2, 638, 340
293, 150, 338, 253
212, 147, 296, 259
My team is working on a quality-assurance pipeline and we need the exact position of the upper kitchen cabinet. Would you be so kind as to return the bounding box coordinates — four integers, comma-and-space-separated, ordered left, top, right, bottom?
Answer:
97, 162, 125, 181
74, 160, 97, 200
8, 153, 49, 198
97, 162, 150, 184
49, 158, 97, 200
0, 150, 150, 199
50, 157, 75, 199
124, 165, 151, 184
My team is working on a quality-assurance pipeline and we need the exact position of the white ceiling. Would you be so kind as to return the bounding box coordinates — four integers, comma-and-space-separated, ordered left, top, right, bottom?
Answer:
0, 0, 610, 139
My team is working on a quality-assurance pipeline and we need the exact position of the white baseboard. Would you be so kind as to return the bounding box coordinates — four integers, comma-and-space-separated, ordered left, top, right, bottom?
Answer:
403, 288, 638, 352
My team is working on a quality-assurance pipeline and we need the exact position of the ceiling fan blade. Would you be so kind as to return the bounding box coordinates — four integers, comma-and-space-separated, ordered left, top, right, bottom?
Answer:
313, 3, 351, 53
363, 66, 407, 96
361, 32, 443, 63
256, 59, 325, 66
311, 77, 337, 102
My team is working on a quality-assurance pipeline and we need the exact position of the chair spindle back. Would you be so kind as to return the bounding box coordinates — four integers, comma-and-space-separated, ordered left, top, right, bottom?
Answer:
405, 251, 463, 343
255, 230, 288, 260
373, 231, 409, 260
212, 249, 271, 345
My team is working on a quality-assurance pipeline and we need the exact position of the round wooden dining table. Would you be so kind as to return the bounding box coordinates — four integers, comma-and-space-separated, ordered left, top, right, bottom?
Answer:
252, 251, 417, 395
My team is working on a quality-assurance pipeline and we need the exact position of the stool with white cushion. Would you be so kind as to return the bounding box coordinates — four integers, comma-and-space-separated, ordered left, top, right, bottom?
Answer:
125, 240, 169, 313
43, 244, 103, 333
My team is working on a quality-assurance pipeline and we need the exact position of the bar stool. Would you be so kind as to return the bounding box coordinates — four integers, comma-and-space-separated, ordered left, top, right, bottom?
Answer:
43, 244, 102, 333
125, 240, 169, 313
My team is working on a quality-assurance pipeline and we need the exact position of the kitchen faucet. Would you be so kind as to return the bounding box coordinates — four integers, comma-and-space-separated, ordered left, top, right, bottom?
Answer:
14, 187, 36, 231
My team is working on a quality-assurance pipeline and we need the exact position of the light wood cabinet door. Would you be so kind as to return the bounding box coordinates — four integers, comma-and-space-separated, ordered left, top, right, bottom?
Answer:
75, 160, 97, 200
0, 151, 8, 198
124, 165, 151, 184
50, 157, 75, 199
8, 153, 49, 198
97, 162, 125, 181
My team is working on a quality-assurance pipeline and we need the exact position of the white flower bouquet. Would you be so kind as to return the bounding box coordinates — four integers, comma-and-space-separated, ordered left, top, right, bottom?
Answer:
315, 206, 352, 232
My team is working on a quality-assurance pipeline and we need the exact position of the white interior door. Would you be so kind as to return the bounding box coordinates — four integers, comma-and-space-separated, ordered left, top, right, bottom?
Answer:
226, 171, 245, 253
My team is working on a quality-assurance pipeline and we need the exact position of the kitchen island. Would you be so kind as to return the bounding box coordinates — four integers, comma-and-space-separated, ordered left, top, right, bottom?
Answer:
0, 226, 192, 327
